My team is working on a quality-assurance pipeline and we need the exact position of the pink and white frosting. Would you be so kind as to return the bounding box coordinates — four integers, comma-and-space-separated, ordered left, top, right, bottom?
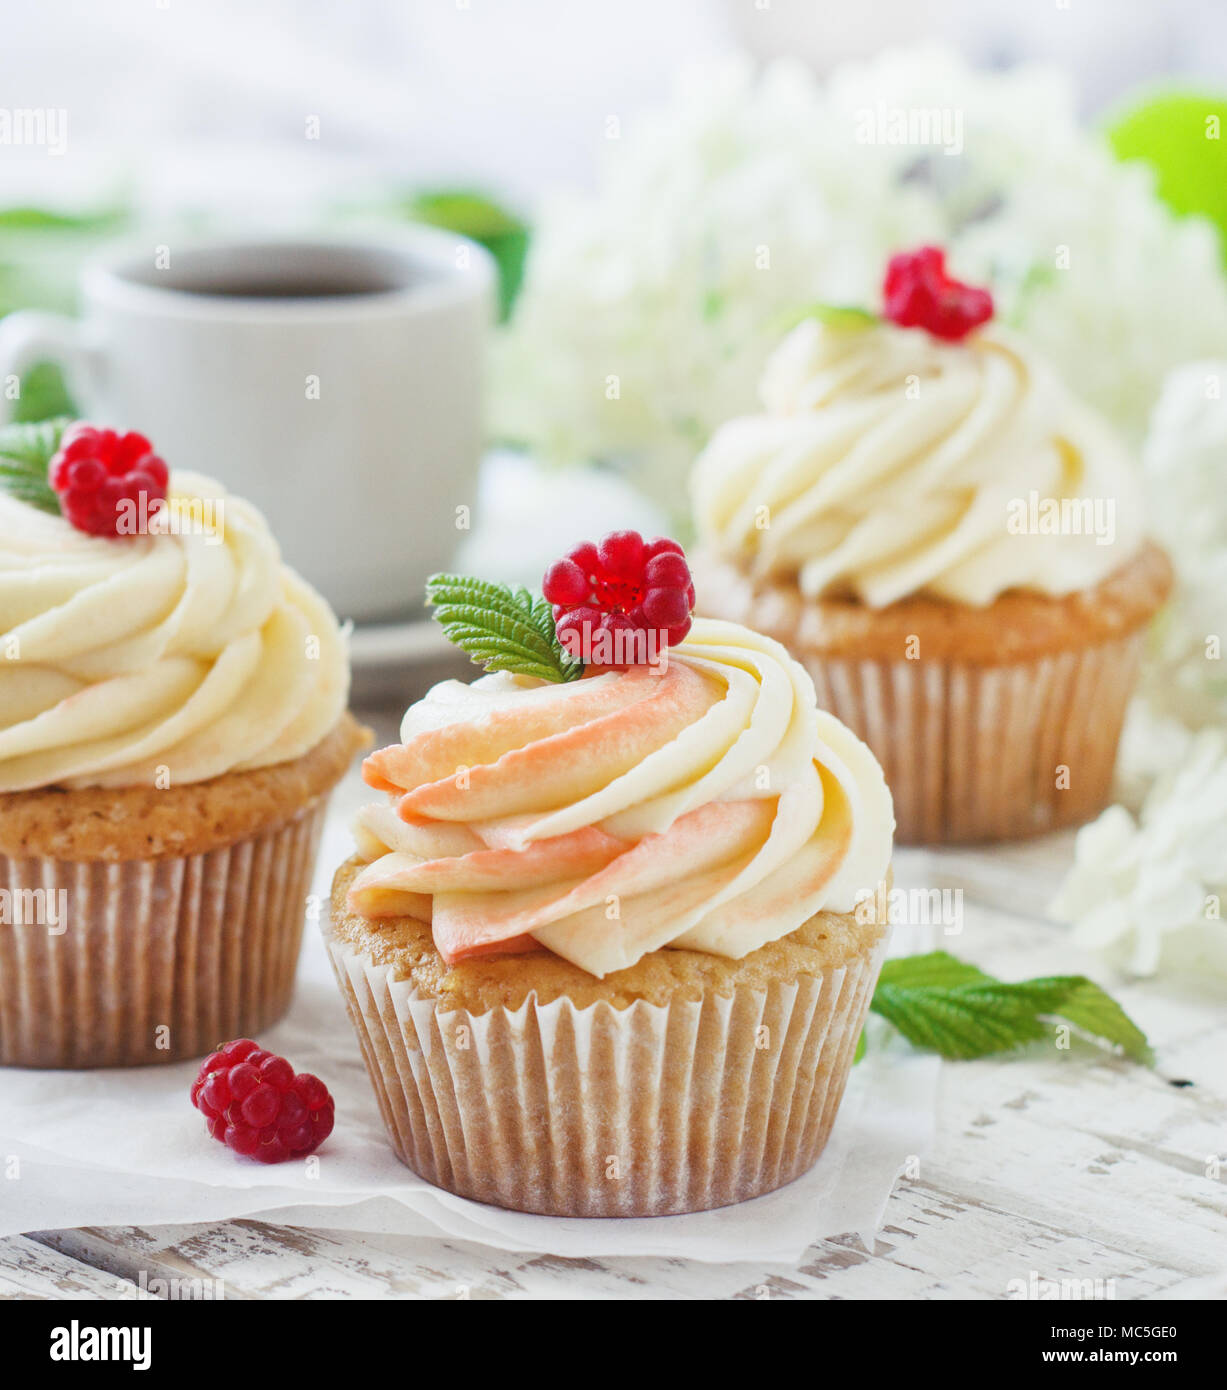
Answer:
349, 617, 894, 978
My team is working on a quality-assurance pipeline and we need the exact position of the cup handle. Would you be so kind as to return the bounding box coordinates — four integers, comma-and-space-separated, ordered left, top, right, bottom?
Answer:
0, 311, 100, 422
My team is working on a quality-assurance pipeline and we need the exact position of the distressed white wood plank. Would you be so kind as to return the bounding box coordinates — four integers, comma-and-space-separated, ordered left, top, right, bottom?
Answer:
0, 1234, 130, 1299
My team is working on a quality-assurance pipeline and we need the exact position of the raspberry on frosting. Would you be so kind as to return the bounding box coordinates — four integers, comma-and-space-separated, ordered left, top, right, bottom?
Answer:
543, 530, 696, 668
49, 423, 169, 536
882, 246, 993, 342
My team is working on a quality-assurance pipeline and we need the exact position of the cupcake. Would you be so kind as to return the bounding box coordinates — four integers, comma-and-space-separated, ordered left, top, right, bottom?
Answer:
0, 421, 367, 1067
691, 247, 1172, 844
326, 535, 894, 1217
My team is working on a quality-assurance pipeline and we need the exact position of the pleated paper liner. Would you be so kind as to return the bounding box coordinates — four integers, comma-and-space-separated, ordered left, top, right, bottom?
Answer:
326, 930, 887, 1218
0, 801, 328, 1069
801, 636, 1143, 844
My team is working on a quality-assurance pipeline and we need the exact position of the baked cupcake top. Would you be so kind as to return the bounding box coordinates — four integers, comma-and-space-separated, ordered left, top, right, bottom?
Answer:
692, 248, 1146, 609
349, 539, 893, 979
0, 422, 349, 791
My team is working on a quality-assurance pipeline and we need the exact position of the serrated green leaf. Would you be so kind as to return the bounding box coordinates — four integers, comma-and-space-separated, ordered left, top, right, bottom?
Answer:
0, 416, 69, 514
0, 463, 59, 513
872, 981, 1048, 1060
869, 952, 1153, 1065
876, 950, 995, 991
986, 975, 1154, 1065
426, 572, 582, 683
0, 415, 70, 470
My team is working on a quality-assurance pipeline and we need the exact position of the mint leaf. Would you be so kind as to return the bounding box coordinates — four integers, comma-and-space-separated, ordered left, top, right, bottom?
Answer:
872, 977, 1047, 1059
876, 950, 995, 991
775, 302, 880, 335
986, 976, 1154, 1065
0, 416, 69, 514
426, 573, 582, 684
868, 951, 1153, 1065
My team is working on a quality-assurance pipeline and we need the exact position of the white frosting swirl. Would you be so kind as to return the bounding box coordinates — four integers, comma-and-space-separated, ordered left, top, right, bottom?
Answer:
350, 618, 894, 979
0, 471, 349, 790
692, 318, 1145, 607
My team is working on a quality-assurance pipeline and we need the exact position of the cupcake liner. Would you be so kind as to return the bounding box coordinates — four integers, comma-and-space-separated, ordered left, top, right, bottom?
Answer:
802, 635, 1143, 844
0, 801, 329, 1069
325, 931, 887, 1218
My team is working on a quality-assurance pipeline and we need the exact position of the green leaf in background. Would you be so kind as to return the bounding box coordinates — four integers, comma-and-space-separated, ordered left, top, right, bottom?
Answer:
0, 201, 130, 321
9, 360, 77, 423
0, 206, 127, 233
426, 572, 582, 683
0, 415, 71, 514
865, 950, 1153, 1065
406, 189, 530, 321
1108, 90, 1227, 269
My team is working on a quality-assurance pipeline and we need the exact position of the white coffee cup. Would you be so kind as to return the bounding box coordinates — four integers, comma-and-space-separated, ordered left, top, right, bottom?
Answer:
0, 231, 495, 622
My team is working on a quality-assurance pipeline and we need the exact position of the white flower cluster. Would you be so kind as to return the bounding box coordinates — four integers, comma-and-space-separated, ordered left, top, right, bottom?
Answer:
494, 45, 1227, 522
1135, 361, 1227, 732
1054, 366, 1227, 977
1052, 731, 1227, 979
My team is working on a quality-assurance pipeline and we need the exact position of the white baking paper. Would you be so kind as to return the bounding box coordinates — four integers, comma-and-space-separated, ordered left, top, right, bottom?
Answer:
0, 818, 939, 1265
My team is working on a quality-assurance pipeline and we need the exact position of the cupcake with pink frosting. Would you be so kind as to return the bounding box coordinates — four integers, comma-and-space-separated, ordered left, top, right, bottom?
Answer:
326, 532, 893, 1217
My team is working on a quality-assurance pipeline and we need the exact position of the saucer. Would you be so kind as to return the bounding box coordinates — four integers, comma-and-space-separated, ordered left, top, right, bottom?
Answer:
348, 617, 468, 707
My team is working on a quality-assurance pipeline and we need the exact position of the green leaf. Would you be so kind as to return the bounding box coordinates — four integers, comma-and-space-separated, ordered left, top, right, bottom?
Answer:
876, 950, 996, 991
774, 302, 880, 335
869, 951, 1153, 1065
406, 189, 530, 322
0, 205, 126, 233
426, 572, 583, 683
0, 416, 70, 514
986, 975, 1154, 1065
10, 361, 76, 423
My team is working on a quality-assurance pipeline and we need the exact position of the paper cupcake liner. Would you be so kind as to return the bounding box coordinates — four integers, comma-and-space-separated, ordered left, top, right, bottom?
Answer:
326, 931, 886, 1218
0, 801, 329, 1069
801, 636, 1143, 844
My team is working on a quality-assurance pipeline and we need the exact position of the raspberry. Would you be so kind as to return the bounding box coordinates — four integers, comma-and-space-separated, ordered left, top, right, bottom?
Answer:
882, 246, 993, 343
48, 423, 169, 537
191, 1039, 334, 1164
542, 559, 589, 606
543, 531, 695, 668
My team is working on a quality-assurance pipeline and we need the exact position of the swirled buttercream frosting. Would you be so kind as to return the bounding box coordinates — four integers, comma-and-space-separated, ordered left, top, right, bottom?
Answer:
349, 617, 893, 978
692, 318, 1145, 607
0, 471, 349, 790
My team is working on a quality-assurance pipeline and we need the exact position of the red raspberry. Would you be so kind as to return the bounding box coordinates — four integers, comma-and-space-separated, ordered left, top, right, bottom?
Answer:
543, 531, 695, 669
190, 1039, 335, 1163
48, 423, 169, 537
882, 246, 993, 342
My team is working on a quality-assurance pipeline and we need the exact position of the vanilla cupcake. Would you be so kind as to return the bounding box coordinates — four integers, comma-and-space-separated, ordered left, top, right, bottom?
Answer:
691, 248, 1172, 844
0, 421, 367, 1067
326, 541, 893, 1217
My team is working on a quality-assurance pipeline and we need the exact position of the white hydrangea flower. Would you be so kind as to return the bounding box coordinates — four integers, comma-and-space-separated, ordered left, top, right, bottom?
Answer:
493, 54, 943, 523
1052, 732, 1227, 979
1133, 361, 1227, 731
495, 46, 1227, 518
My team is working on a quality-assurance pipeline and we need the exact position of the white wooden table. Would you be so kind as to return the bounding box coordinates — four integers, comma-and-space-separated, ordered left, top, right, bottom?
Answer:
3, 701, 1225, 1301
